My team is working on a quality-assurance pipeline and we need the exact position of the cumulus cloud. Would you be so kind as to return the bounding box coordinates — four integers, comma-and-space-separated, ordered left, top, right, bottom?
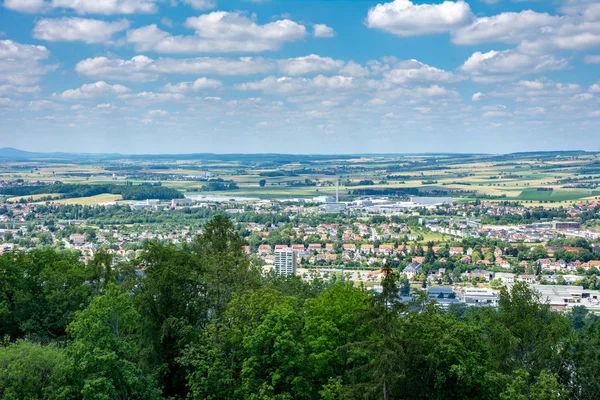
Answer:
277, 55, 344, 76
117, 91, 185, 103
147, 109, 168, 116
452, 10, 560, 45
164, 77, 223, 93
181, 0, 216, 10
366, 0, 473, 36
74, 54, 371, 81
75, 55, 275, 81
517, 20, 600, 53
460, 49, 569, 83
4, 0, 158, 14
236, 75, 354, 95
54, 81, 130, 100
3, 0, 45, 13
75, 55, 157, 82
490, 79, 585, 105
472, 92, 485, 102
33, 18, 130, 43
381, 59, 464, 84
127, 11, 306, 53
313, 24, 336, 38
0, 40, 56, 86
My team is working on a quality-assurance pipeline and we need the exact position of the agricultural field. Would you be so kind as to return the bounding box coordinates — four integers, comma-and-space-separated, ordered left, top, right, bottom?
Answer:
1, 150, 600, 205
42, 194, 123, 205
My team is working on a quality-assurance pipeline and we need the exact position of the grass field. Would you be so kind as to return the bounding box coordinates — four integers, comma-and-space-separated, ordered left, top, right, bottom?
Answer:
37, 194, 122, 205
514, 188, 598, 202
8, 193, 60, 202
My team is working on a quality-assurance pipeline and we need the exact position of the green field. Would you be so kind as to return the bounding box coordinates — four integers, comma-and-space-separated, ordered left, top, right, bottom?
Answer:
514, 188, 598, 202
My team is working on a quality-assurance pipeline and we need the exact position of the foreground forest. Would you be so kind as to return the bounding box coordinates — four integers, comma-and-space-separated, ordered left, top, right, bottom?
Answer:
1, 216, 600, 400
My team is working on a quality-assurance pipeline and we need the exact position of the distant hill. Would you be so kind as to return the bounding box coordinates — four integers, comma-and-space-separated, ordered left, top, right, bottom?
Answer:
0, 148, 42, 159
0, 148, 594, 162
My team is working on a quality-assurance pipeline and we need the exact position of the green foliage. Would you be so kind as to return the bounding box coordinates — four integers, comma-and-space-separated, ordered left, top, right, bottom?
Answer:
0, 340, 66, 399
0, 249, 90, 341
60, 285, 161, 400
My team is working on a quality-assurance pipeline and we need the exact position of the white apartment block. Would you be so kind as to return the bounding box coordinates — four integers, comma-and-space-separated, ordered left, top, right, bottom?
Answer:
275, 249, 297, 276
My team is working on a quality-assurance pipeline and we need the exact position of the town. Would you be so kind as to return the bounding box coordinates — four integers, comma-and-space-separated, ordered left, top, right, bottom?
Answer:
3, 177, 600, 313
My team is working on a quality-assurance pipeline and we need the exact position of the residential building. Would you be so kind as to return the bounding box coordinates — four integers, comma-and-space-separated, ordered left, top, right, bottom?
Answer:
274, 249, 297, 276
403, 262, 422, 280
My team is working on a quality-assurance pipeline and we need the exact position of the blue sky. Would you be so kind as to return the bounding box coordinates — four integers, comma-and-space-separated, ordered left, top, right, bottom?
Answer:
1, 0, 599, 154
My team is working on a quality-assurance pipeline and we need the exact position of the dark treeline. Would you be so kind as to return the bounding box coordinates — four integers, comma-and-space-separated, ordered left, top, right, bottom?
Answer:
1, 183, 183, 200
2, 216, 600, 399
12, 203, 290, 226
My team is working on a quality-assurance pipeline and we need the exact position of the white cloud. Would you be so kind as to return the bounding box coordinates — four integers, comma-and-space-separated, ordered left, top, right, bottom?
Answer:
590, 83, 600, 93
33, 18, 130, 43
55, 81, 130, 100
127, 11, 306, 53
75, 55, 156, 81
3, 0, 45, 13
366, 0, 473, 36
75, 55, 275, 81
164, 77, 222, 93
147, 109, 168, 116
460, 49, 569, 83
490, 79, 585, 106
0, 40, 56, 85
517, 20, 600, 53
52, 0, 157, 14
472, 92, 485, 102
483, 110, 510, 118
0, 84, 42, 96
4, 0, 158, 14
382, 59, 463, 84
340, 61, 370, 77
236, 75, 354, 95
181, 0, 216, 10
452, 10, 560, 45
28, 99, 58, 110
118, 91, 185, 103
375, 84, 458, 100
313, 24, 336, 38
277, 55, 344, 76
0, 39, 49, 60
152, 56, 274, 75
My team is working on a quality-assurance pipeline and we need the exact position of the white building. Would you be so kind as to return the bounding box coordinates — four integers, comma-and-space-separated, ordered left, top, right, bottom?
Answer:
274, 249, 297, 276
172, 198, 192, 207
410, 196, 453, 206
319, 203, 347, 213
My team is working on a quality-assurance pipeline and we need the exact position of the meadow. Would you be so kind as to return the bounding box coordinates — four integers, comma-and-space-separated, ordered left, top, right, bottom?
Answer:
2, 151, 599, 205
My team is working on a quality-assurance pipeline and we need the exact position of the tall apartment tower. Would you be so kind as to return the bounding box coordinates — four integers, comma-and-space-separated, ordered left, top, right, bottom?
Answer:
274, 249, 297, 276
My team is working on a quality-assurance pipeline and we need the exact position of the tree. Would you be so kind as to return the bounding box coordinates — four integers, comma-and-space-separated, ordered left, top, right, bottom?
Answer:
0, 249, 90, 341
0, 340, 66, 400
60, 285, 161, 400
185, 287, 286, 400
302, 284, 372, 397
241, 297, 307, 399
259, 179, 267, 187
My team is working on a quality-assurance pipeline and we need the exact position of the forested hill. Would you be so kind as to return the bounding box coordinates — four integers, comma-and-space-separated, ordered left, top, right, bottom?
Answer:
2, 216, 600, 399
